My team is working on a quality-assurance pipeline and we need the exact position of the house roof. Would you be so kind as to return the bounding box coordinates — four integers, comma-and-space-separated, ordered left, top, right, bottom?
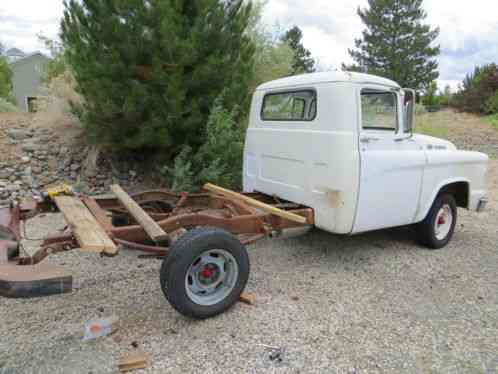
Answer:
8, 52, 50, 67
5, 47, 26, 57
257, 71, 401, 91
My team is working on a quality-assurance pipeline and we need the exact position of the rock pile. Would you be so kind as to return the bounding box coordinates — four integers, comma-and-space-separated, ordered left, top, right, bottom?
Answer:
0, 124, 148, 205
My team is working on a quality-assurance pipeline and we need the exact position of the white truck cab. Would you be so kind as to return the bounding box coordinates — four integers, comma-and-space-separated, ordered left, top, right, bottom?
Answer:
243, 71, 488, 248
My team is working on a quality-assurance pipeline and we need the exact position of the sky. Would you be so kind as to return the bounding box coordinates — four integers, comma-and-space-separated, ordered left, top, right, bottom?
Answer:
1, 0, 497, 91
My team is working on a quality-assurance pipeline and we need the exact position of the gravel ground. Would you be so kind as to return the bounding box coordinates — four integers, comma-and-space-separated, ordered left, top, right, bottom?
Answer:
1, 127, 498, 373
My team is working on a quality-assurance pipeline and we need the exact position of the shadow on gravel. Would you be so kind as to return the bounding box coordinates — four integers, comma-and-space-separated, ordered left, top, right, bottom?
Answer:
290, 225, 420, 254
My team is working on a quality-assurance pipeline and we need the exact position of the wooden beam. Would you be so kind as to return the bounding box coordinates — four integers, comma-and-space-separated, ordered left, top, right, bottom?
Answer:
118, 351, 148, 372
203, 183, 308, 225
111, 184, 169, 243
54, 196, 118, 255
82, 196, 113, 233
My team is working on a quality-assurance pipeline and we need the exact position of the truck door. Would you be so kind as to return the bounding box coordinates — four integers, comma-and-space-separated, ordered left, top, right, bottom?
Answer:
353, 87, 426, 233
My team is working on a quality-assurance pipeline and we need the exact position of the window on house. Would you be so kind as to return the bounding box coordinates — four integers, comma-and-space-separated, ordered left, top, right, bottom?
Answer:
261, 90, 317, 121
361, 90, 398, 131
27, 97, 38, 113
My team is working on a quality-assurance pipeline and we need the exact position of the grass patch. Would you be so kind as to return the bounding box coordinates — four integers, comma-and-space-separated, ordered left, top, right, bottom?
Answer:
484, 114, 498, 129
0, 97, 19, 113
415, 115, 449, 139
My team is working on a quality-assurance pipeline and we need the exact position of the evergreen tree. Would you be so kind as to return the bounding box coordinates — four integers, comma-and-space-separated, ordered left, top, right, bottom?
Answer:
347, 0, 440, 90
281, 26, 315, 74
422, 81, 439, 106
61, 0, 255, 157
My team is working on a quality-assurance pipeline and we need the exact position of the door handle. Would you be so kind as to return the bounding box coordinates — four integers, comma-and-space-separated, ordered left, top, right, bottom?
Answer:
360, 136, 379, 143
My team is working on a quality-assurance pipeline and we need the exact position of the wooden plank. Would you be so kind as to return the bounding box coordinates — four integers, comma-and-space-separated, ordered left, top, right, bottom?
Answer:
82, 196, 113, 233
111, 184, 169, 243
118, 351, 149, 372
54, 196, 118, 255
203, 183, 308, 225
239, 292, 256, 305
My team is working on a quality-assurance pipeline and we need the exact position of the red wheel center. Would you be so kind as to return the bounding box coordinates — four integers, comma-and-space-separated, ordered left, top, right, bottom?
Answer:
201, 266, 214, 279
438, 216, 446, 225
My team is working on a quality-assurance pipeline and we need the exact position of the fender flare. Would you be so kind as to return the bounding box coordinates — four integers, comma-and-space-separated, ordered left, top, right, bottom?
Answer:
415, 177, 469, 223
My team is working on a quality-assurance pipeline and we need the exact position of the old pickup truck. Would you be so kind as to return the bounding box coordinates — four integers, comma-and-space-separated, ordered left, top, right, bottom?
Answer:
244, 71, 488, 248
0, 72, 488, 319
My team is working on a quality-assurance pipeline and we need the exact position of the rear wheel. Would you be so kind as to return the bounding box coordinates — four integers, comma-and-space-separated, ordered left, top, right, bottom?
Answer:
416, 194, 457, 249
160, 227, 250, 319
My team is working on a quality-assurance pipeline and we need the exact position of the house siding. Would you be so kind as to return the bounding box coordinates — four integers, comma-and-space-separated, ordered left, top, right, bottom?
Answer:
11, 54, 50, 112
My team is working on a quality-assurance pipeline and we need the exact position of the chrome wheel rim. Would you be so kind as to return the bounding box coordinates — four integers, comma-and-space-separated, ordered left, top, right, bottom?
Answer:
185, 249, 239, 306
435, 204, 453, 241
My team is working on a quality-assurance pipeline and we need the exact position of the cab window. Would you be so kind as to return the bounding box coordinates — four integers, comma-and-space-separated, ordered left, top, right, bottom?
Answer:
262, 90, 316, 121
361, 90, 397, 131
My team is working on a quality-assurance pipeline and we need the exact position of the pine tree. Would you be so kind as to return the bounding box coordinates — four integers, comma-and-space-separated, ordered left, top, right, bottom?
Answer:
347, 0, 440, 90
61, 0, 255, 157
281, 26, 315, 74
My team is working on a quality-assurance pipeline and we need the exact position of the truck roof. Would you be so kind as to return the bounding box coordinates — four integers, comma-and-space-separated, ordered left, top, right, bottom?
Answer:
256, 71, 401, 91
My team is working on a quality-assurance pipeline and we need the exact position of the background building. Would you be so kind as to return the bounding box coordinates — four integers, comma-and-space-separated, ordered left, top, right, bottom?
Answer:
9, 52, 50, 112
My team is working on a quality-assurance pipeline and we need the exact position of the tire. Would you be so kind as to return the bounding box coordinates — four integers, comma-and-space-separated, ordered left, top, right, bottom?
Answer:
416, 194, 457, 249
160, 227, 250, 319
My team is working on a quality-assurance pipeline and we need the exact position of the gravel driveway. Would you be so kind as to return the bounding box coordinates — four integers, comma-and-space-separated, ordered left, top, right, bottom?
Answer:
1, 151, 497, 372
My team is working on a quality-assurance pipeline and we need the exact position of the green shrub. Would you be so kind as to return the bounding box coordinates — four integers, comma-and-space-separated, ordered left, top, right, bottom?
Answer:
483, 91, 498, 115
161, 97, 245, 192
0, 56, 12, 101
415, 103, 427, 115
161, 146, 196, 193
0, 97, 18, 113
485, 114, 498, 129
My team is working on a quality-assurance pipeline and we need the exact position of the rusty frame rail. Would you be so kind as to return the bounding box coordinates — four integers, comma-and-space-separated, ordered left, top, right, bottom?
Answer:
1, 189, 314, 266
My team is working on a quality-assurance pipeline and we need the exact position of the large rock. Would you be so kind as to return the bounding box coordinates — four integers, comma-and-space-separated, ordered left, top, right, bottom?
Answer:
7, 129, 31, 140
31, 166, 42, 174
5, 184, 20, 192
21, 176, 33, 187
21, 143, 38, 152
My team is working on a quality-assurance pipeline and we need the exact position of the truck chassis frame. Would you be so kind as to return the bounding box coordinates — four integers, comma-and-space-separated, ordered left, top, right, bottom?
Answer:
0, 186, 313, 307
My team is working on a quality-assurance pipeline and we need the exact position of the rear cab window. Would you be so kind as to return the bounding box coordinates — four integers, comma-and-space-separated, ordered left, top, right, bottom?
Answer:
261, 90, 317, 121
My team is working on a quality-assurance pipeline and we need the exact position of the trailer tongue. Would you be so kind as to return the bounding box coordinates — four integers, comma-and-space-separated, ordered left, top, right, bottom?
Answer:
0, 184, 313, 318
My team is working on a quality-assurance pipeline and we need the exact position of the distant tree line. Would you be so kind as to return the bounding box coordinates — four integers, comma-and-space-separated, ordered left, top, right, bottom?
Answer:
451, 64, 498, 115
420, 81, 452, 109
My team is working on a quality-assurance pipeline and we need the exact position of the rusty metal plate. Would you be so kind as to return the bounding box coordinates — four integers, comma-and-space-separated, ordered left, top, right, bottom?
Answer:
0, 263, 72, 298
